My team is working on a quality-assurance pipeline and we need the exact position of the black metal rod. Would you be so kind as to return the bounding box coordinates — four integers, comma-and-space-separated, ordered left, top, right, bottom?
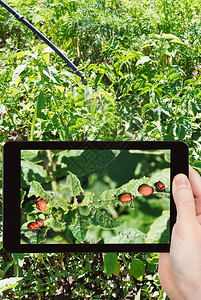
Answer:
0, 0, 87, 85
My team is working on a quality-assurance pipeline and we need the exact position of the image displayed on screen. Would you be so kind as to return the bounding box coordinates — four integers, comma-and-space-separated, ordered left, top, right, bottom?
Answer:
20, 149, 170, 245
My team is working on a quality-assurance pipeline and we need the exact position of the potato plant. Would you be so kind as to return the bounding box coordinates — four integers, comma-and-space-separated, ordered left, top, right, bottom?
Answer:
20, 149, 170, 246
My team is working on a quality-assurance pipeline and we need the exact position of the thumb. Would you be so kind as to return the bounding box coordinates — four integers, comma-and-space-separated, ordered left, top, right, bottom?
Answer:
173, 174, 196, 225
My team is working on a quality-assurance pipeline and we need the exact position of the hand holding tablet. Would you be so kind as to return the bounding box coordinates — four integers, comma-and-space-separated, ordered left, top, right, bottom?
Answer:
3, 141, 188, 253
159, 167, 201, 299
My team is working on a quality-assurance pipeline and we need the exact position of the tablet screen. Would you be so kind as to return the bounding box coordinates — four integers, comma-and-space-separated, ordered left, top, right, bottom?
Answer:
3, 141, 188, 252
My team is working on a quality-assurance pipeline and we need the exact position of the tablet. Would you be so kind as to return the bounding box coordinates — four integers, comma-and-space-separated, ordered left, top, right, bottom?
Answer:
3, 141, 188, 253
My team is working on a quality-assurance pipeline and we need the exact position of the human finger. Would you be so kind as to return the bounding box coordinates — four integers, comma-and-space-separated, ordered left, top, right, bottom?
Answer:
189, 166, 201, 215
172, 174, 197, 225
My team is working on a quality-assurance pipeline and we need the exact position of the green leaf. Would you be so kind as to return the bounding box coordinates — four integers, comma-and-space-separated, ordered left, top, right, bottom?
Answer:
91, 99, 98, 116
161, 106, 171, 117
130, 258, 145, 281
161, 34, 185, 44
30, 93, 46, 141
102, 91, 115, 106
139, 85, 152, 95
107, 228, 146, 244
49, 219, 66, 231
113, 261, 120, 276
0, 260, 15, 280
21, 150, 45, 163
170, 39, 185, 44
164, 151, 170, 163
66, 171, 84, 196
14, 51, 27, 59
10, 64, 27, 85
104, 253, 118, 277
162, 33, 181, 40
21, 160, 49, 186
135, 289, 141, 300
0, 277, 23, 293
11, 253, 25, 268
86, 89, 115, 106
147, 254, 159, 273
61, 70, 78, 84
145, 210, 170, 243
56, 149, 120, 177
30, 103, 38, 142
142, 103, 153, 115
81, 191, 94, 206
36, 92, 46, 118
136, 56, 151, 66
70, 215, 90, 242
168, 73, 181, 82
20, 190, 26, 207
176, 125, 186, 140
43, 66, 59, 83
37, 227, 49, 244
191, 101, 198, 116
90, 210, 123, 229
27, 181, 49, 199
49, 193, 70, 212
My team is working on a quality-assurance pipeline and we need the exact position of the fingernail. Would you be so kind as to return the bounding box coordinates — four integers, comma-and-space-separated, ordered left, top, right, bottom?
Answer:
174, 174, 188, 189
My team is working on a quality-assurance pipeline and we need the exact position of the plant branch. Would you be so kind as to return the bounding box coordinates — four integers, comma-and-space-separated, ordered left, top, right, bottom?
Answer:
46, 150, 58, 194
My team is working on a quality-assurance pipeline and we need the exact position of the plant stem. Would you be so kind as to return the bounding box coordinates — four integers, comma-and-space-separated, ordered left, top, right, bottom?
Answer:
14, 262, 19, 277
121, 253, 136, 286
46, 150, 58, 194
30, 100, 38, 141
